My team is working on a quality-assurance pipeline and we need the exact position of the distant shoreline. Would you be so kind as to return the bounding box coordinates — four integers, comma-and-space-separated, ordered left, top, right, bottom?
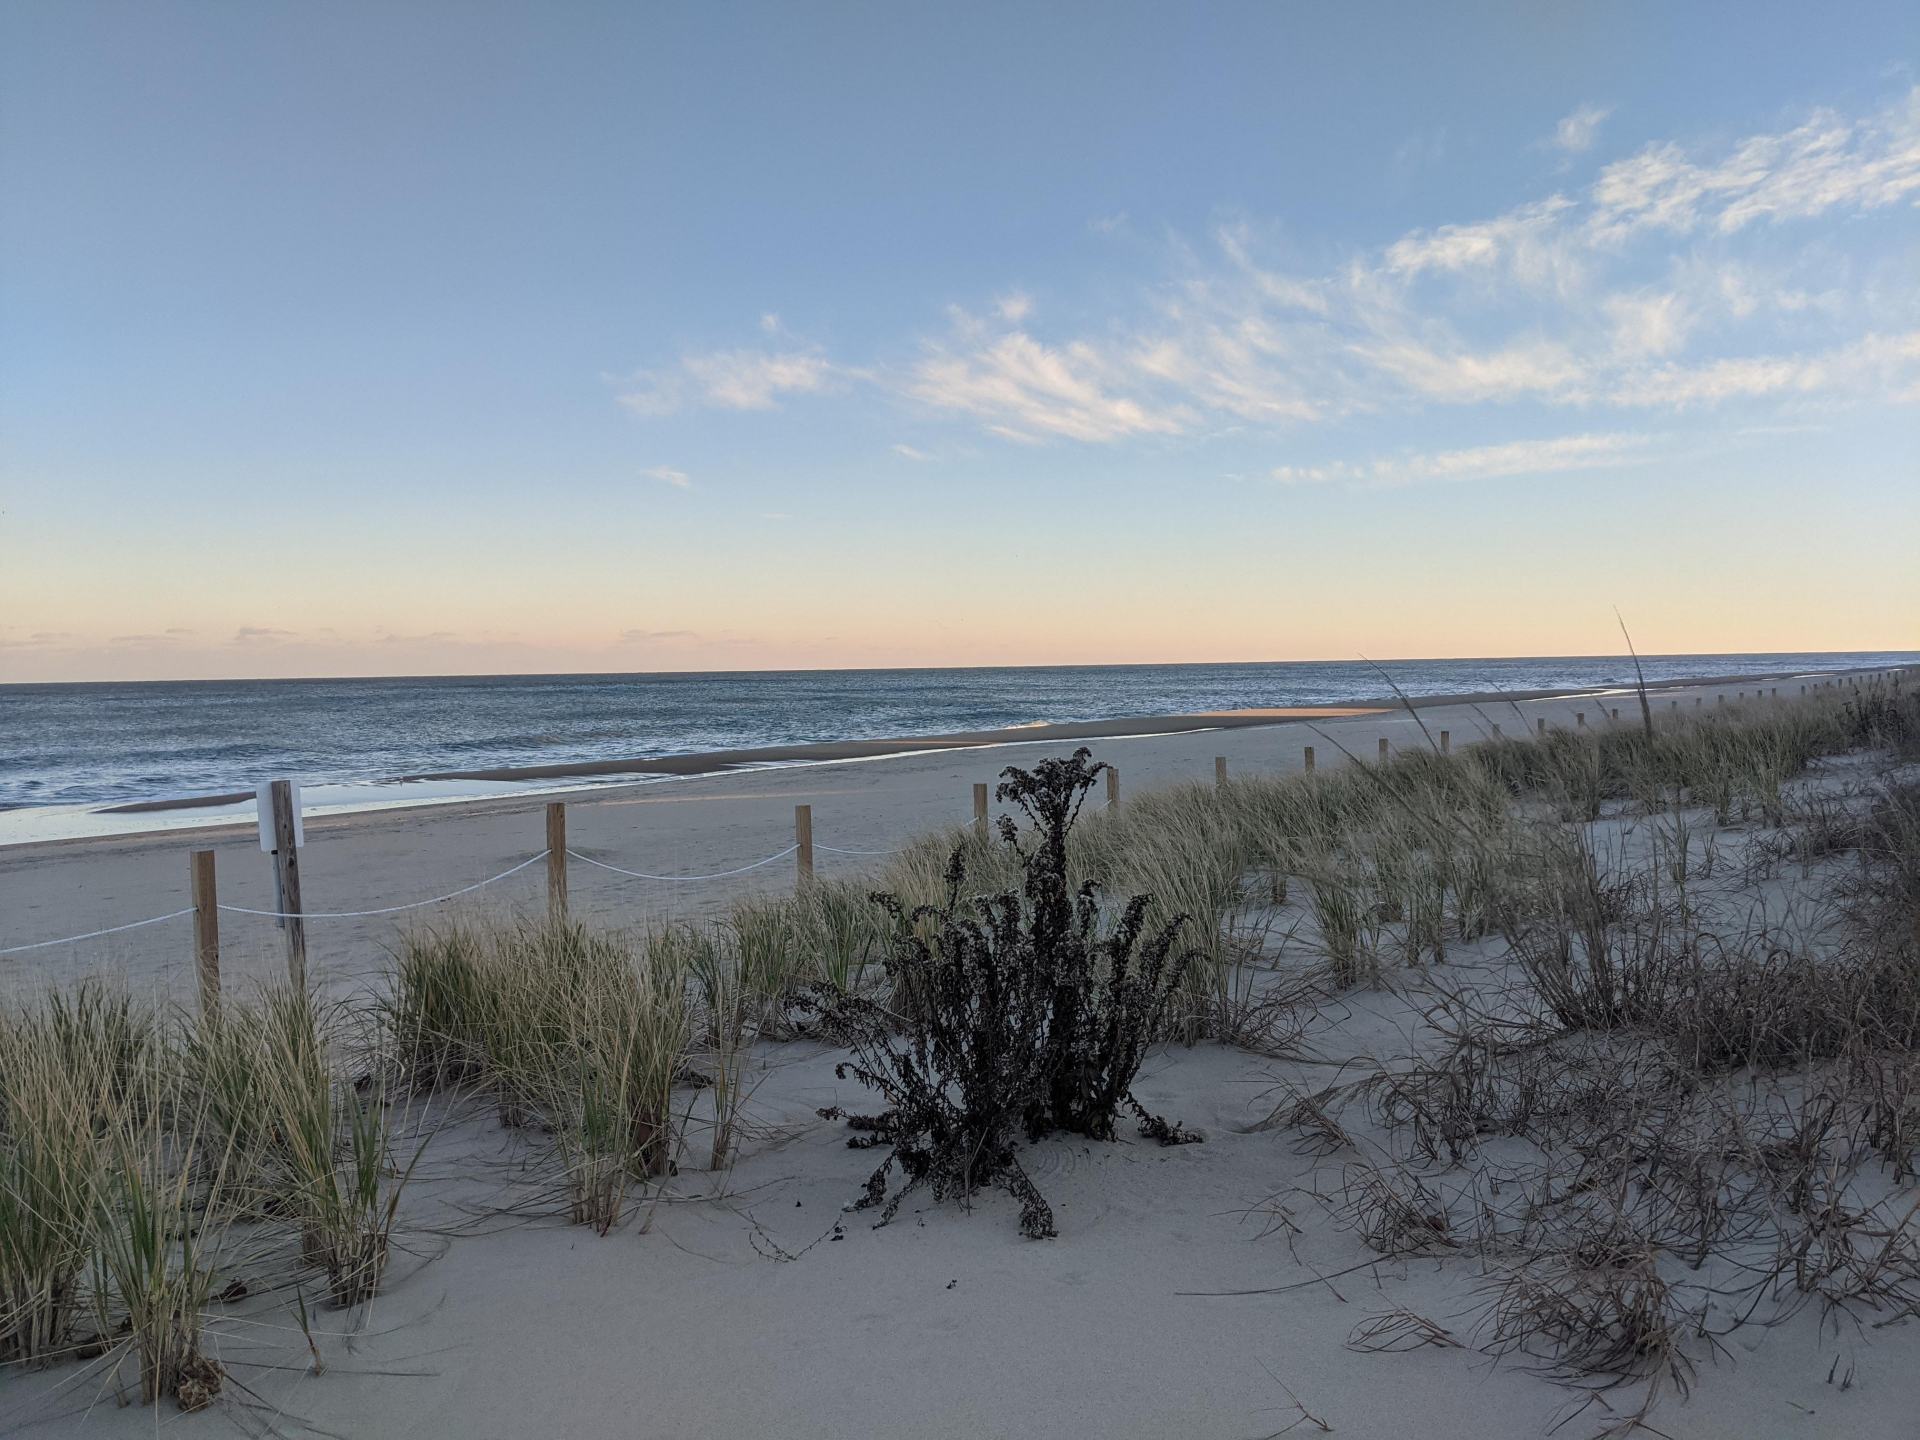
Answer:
95, 662, 1878, 818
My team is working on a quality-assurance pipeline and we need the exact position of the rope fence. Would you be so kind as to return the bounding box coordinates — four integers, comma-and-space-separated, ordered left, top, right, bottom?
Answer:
0, 909, 196, 958
213, 849, 552, 920
565, 843, 800, 883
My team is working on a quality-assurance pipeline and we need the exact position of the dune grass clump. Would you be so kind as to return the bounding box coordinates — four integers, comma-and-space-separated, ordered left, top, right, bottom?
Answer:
247, 989, 419, 1307
89, 1075, 232, 1409
1105, 784, 1255, 1037
0, 1007, 107, 1366
726, 881, 891, 1025
814, 749, 1200, 1238
465, 923, 693, 1230
678, 925, 754, 1171
389, 920, 727, 1206
386, 925, 492, 1093
0, 987, 242, 1408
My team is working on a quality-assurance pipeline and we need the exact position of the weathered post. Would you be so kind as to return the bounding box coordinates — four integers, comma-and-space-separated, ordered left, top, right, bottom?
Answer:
191, 850, 220, 1018
268, 779, 306, 989
546, 802, 568, 926
973, 782, 989, 837
1378, 737, 1389, 762
1537, 717, 1548, 737
1214, 755, 1228, 788
1303, 745, 1315, 772
1439, 730, 1451, 755
1106, 767, 1120, 810
795, 804, 814, 887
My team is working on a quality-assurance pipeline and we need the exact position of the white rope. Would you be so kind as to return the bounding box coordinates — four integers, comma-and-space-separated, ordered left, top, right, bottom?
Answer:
565, 844, 798, 882
218, 850, 548, 920
813, 842, 911, 856
0, 909, 196, 957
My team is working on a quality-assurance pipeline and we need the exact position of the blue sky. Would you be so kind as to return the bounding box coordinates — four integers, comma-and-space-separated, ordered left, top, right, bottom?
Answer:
2, 2, 1916, 680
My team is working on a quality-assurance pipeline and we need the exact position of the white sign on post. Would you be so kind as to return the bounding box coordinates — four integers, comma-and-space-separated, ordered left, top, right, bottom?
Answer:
256, 782, 306, 852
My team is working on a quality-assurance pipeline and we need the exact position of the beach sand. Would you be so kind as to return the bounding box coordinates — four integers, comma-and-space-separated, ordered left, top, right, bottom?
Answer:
3, 672, 1916, 1438
2, 666, 1915, 1439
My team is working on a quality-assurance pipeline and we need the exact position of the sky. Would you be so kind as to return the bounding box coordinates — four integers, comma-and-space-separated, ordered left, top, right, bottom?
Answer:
2, 1, 1917, 683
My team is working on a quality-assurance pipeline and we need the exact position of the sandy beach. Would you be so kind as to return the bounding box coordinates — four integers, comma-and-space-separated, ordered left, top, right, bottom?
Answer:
3, 668, 1917, 1440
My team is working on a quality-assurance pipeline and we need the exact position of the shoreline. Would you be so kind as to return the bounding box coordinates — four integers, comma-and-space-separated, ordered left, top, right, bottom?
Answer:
99, 663, 1874, 814
1, 662, 1896, 853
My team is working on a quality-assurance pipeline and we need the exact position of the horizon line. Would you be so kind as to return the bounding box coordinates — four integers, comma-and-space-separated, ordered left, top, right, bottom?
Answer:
5, 645, 1918, 689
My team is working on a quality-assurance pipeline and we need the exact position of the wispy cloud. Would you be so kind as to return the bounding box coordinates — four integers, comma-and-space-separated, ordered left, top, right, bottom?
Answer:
0, 630, 72, 649
231, 626, 295, 645
616, 349, 836, 415
1273, 432, 1654, 489
619, 628, 699, 643
890, 443, 933, 461
645, 465, 693, 489
1609, 328, 1920, 407
1588, 94, 1920, 241
1549, 103, 1613, 155
906, 329, 1192, 443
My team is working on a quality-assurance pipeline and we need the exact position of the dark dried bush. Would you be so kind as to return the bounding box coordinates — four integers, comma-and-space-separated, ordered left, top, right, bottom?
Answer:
811, 748, 1200, 1237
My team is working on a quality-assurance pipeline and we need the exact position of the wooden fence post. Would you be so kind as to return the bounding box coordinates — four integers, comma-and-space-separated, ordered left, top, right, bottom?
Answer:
268, 779, 307, 989
795, 804, 814, 887
1537, 717, 1548, 737
1576, 712, 1586, 728
1214, 755, 1228, 788
1378, 737, 1389, 762
1303, 745, 1315, 772
546, 802, 568, 925
1610, 708, 1620, 722
973, 783, 989, 837
1106, 767, 1120, 810
1439, 730, 1450, 755
191, 850, 220, 1019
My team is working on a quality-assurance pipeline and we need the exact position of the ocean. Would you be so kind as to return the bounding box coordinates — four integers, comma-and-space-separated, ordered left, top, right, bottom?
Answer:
4, 652, 1913, 817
